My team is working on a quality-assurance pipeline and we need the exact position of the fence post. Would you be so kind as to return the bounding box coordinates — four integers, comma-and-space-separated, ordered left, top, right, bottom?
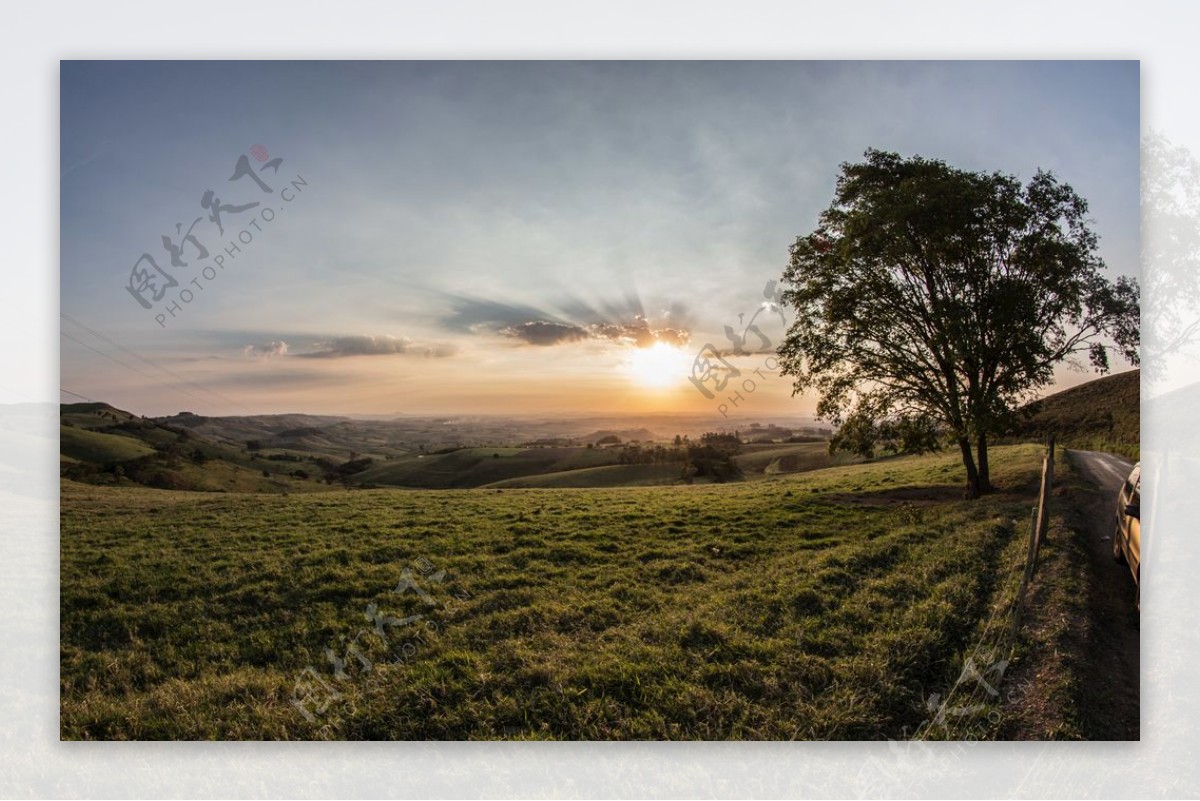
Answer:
1010, 438, 1058, 642
1035, 439, 1054, 546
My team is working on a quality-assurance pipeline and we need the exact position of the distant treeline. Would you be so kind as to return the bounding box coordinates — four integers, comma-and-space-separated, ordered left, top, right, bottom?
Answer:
617, 432, 744, 483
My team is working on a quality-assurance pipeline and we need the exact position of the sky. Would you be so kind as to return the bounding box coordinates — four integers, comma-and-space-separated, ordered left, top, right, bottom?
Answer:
59, 60, 1141, 418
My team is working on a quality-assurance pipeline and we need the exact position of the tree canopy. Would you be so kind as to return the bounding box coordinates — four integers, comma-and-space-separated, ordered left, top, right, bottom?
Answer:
778, 149, 1140, 497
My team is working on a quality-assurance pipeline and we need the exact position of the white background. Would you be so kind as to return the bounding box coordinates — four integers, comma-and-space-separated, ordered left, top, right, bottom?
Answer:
2, 1, 1197, 797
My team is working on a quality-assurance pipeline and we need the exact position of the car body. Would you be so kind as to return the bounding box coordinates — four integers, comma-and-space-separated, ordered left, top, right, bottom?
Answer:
1112, 462, 1140, 609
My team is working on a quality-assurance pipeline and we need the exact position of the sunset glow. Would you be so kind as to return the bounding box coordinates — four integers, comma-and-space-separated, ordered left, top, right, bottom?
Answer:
58, 62, 1139, 418
625, 342, 694, 389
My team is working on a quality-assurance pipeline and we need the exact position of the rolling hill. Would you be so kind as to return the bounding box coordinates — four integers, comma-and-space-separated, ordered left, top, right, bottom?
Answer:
351, 446, 622, 489
63, 401, 862, 491
60, 425, 156, 463
483, 462, 682, 488
1012, 369, 1139, 459
733, 442, 863, 477
59, 403, 328, 493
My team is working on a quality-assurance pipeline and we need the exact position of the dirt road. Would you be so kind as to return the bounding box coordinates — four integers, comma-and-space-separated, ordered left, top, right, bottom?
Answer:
1065, 449, 1140, 740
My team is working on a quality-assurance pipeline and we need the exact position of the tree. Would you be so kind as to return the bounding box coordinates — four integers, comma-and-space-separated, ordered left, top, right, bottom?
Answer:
778, 149, 1139, 498
699, 432, 743, 455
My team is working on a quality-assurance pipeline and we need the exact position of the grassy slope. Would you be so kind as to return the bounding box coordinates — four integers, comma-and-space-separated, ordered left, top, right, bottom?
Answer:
353, 447, 619, 489
60, 402, 141, 429
734, 442, 862, 477
483, 463, 682, 488
60, 403, 340, 494
60, 425, 155, 463
363, 443, 851, 490
1014, 369, 1139, 460
61, 444, 1044, 740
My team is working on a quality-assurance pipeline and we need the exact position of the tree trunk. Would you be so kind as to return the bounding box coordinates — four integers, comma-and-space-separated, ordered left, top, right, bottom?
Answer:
976, 431, 993, 494
958, 436, 981, 499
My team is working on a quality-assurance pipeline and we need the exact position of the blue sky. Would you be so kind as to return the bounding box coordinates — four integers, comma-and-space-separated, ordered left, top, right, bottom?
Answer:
60, 60, 1140, 417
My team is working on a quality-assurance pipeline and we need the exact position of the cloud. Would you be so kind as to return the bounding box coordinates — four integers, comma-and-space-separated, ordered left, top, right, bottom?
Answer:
298, 335, 412, 358
420, 342, 460, 358
242, 341, 289, 359
230, 334, 458, 360
589, 317, 691, 348
498, 321, 590, 346
442, 293, 692, 349
441, 298, 555, 335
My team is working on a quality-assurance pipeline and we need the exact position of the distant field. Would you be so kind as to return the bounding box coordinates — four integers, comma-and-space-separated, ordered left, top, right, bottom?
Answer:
61, 444, 1043, 740
357, 442, 852, 490
734, 442, 862, 477
353, 446, 622, 489
484, 463, 682, 488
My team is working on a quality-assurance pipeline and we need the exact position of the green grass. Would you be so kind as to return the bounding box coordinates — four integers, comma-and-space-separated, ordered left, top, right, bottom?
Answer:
1013, 369, 1139, 461
60, 425, 155, 463
60, 444, 1045, 740
352, 446, 620, 488
484, 463, 682, 488
734, 442, 862, 477
59, 402, 141, 430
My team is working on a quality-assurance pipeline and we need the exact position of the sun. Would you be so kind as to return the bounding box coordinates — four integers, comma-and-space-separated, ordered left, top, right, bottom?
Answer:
625, 342, 692, 389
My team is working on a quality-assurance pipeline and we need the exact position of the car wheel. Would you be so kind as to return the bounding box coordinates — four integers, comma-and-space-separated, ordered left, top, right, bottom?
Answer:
1112, 523, 1127, 564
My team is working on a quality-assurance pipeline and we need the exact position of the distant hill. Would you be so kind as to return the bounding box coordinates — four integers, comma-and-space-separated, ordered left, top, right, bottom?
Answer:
733, 442, 863, 476
59, 404, 851, 492
156, 411, 355, 451
1011, 369, 1139, 460
482, 462, 682, 488
351, 446, 621, 489
60, 403, 330, 493
60, 425, 155, 463
582, 428, 660, 445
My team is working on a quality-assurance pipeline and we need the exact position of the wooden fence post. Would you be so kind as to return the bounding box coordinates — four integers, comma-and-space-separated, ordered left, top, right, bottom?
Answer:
1010, 437, 1058, 642
1034, 437, 1054, 546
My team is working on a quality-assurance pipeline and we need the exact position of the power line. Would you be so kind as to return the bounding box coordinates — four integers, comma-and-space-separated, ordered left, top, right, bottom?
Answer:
59, 387, 95, 403
60, 329, 220, 412
60, 313, 255, 415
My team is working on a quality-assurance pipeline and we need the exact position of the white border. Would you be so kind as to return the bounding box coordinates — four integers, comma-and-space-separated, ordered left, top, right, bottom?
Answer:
4, 1, 1197, 797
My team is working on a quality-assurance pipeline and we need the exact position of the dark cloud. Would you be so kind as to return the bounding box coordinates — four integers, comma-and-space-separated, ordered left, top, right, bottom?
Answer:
651, 327, 690, 347
440, 292, 693, 349
441, 298, 554, 334
498, 321, 590, 346
589, 317, 690, 348
296, 335, 412, 358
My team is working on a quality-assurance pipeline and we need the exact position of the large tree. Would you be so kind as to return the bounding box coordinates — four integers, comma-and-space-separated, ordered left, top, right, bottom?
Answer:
778, 150, 1140, 498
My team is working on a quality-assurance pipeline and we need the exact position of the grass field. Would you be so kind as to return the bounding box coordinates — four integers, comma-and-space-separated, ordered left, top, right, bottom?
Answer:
483, 463, 682, 488
60, 425, 155, 463
60, 444, 1044, 740
352, 446, 620, 489
734, 442, 862, 477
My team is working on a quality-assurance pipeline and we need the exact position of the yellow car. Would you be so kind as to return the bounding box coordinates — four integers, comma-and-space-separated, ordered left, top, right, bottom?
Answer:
1112, 462, 1140, 610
